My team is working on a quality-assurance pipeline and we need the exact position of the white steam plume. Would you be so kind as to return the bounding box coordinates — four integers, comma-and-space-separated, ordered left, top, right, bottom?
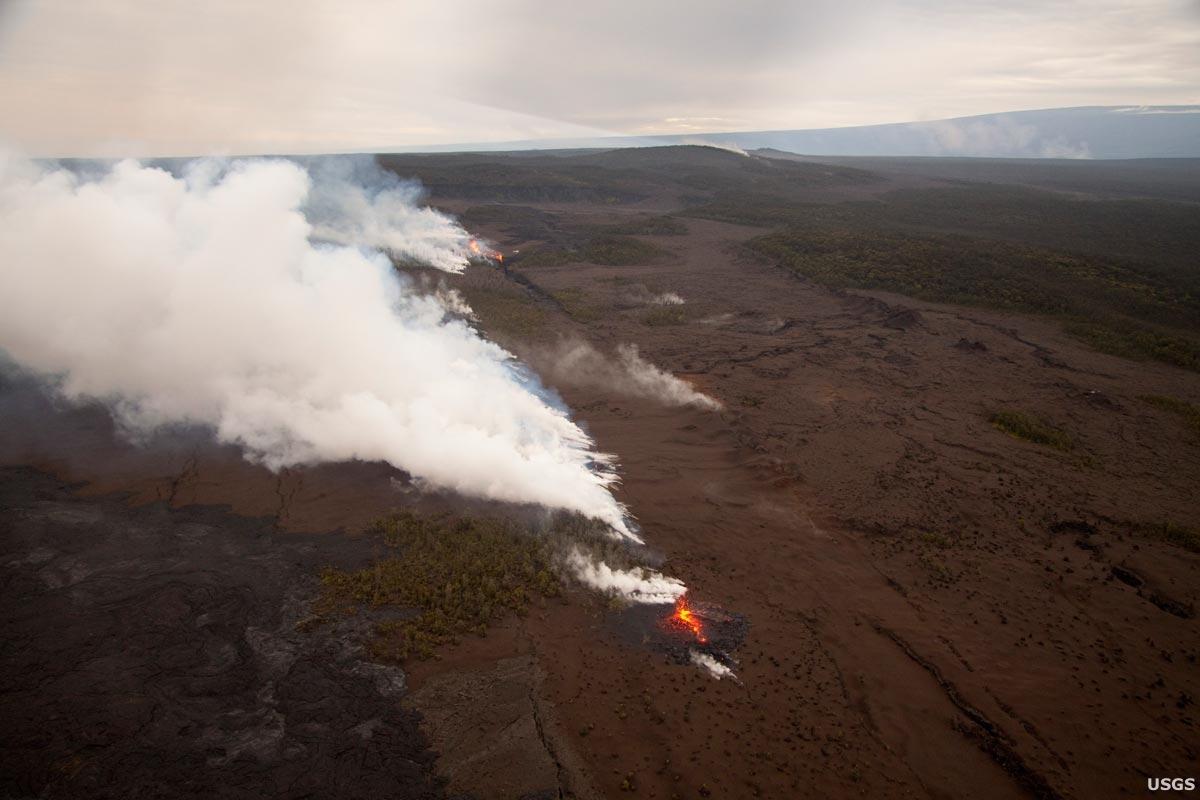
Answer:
690, 649, 737, 681
301, 158, 477, 272
565, 548, 685, 604
649, 291, 685, 306
679, 138, 749, 157
614, 283, 685, 309
0, 152, 640, 541
537, 341, 721, 411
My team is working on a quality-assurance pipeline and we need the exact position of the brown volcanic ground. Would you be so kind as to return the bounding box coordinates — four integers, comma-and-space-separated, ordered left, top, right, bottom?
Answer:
2, 149, 1198, 799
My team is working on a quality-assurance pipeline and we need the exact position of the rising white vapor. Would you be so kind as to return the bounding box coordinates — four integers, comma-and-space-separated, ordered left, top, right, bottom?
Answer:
690, 649, 737, 681
565, 547, 686, 604
302, 158, 478, 272
536, 340, 722, 411
0, 152, 640, 541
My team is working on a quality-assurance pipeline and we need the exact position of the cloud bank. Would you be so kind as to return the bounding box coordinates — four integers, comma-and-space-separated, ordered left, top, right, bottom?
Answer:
1, 1, 1196, 156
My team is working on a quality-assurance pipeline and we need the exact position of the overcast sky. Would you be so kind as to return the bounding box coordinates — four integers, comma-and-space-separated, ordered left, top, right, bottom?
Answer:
1, 0, 1197, 157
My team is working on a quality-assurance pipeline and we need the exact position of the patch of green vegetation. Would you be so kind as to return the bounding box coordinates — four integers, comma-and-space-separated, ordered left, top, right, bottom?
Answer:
582, 235, 669, 266
460, 287, 549, 339
920, 531, 953, 549
1139, 394, 1200, 435
745, 225, 1200, 371
517, 245, 577, 268
854, 186, 1200, 272
918, 552, 955, 585
990, 410, 1074, 452
459, 204, 561, 241
750, 227, 1190, 318
552, 287, 604, 322
641, 306, 688, 326
516, 235, 670, 268
684, 195, 810, 227
1067, 323, 1200, 372
692, 185, 1200, 274
376, 154, 646, 203
1137, 521, 1200, 554
687, 182, 1200, 371
379, 146, 875, 207
317, 512, 561, 662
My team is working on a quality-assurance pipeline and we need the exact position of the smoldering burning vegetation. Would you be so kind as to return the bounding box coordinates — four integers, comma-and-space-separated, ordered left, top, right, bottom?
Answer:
614, 283, 686, 309
533, 340, 722, 411
0, 151, 685, 601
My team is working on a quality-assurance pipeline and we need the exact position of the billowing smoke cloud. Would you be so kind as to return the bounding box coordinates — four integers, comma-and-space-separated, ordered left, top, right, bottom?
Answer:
534, 340, 721, 411
0, 152, 644, 542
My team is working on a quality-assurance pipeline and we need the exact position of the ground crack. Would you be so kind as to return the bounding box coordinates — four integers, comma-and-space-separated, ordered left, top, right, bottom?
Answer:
872, 622, 1064, 800
163, 452, 199, 506
528, 678, 567, 800
273, 469, 302, 530
520, 626, 569, 799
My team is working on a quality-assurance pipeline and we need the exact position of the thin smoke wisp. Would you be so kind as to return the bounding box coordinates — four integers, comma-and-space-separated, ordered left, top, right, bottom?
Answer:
536, 340, 721, 411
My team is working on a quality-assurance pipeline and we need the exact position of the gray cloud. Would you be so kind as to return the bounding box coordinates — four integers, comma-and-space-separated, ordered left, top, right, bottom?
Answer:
0, 0, 1197, 156
447, 0, 857, 129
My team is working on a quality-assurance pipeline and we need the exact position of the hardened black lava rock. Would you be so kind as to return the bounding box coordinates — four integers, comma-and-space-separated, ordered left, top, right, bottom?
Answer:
0, 466, 445, 800
615, 597, 749, 672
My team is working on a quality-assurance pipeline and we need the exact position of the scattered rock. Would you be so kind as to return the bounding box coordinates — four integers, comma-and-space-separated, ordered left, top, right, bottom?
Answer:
1111, 564, 1144, 588
882, 309, 923, 330
1050, 520, 1097, 536
953, 338, 989, 352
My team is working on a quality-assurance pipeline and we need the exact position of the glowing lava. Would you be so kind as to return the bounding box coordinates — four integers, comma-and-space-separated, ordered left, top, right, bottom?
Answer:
467, 238, 503, 262
671, 596, 707, 644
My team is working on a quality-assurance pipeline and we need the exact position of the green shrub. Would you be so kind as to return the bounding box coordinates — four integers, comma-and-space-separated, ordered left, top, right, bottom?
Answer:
1139, 394, 1200, 435
990, 410, 1074, 451
583, 235, 669, 266
317, 513, 561, 662
733, 199, 1200, 372
1067, 324, 1200, 371
920, 531, 953, 549
460, 287, 550, 339
518, 236, 669, 268
552, 287, 603, 322
516, 246, 577, 268
1139, 521, 1200, 554
641, 306, 688, 326
460, 204, 560, 241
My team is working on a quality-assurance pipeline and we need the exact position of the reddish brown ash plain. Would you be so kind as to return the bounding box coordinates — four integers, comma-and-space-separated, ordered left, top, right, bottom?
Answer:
431, 205, 1199, 800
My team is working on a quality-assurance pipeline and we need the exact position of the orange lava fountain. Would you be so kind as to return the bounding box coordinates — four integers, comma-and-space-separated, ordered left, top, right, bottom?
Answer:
671, 595, 707, 644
